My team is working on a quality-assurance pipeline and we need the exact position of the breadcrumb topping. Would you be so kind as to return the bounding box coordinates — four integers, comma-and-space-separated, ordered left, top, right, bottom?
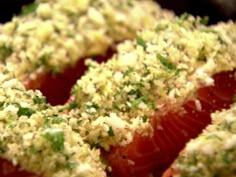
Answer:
0, 64, 106, 177
0, 0, 173, 82
69, 16, 236, 150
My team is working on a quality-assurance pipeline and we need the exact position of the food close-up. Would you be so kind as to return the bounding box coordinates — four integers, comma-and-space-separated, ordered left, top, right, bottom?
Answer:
0, 0, 235, 177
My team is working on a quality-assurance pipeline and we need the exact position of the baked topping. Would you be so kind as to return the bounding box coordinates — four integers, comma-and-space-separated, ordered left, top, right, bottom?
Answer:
69, 16, 236, 150
0, 64, 106, 177
0, 0, 173, 81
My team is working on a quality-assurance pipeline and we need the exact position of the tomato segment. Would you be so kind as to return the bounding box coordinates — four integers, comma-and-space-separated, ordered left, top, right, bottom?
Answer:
102, 70, 236, 177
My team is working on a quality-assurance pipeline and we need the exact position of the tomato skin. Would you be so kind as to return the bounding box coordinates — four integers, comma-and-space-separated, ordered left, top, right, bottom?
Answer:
102, 70, 236, 177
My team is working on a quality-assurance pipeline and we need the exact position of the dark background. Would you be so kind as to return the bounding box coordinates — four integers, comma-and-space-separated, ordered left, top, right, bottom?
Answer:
0, 0, 235, 24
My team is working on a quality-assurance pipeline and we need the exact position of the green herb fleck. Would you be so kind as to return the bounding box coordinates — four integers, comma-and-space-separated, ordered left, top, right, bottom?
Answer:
142, 115, 148, 123
44, 129, 65, 152
108, 126, 115, 137
130, 96, 144, 109
68, 101, 78, 110
175, 68, 187, 76
180, 12, 190, 21
76, 120, 82, 126
86, 102, 100, 110
200, 28, 217, 33
155, 24, 168, 32
0, 102, 4, 108
127, 89, 141, 97
100, 156, 109, 166
28, 146, 39, 153
65, 162, 77, 170
157, 54, 176, 70
112, 103, 121, 111
221, 151, 232, 164
38, 53, 51, 67
0, 141, 5, 153
124, 68, 133, 76
33, 96, 46, 104
0, 44, 13, 61
51, 116, 64, 124
136, 36, 147, 49
127, 1, 133, 7
197, 47, 207, 62
233, 94, 236, 102
21, 2, 39, 16
17, 107, 35, 117
200, 16, 209, 25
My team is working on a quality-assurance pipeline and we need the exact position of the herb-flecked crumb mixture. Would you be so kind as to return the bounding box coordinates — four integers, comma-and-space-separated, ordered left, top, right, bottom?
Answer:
0, 6, 235, 177
172, 103, 236, 177
0, 64, 107, 177
0, 0, 173, 82
68, 16, 236, 150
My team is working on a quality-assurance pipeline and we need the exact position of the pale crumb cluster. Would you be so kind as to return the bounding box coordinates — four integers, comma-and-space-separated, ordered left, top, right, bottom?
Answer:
70, 17, 236, 150
0, 0, 173, 82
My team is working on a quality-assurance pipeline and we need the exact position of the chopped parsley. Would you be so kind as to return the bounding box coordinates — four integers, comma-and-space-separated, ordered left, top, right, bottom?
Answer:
68, 101, 78, 110
0, 44, 13, 62
65, 162, 77, 170
155, 24, 168, 32
108, 126, 115, 137
0, 141, 5, 153
136, 36, 147, 49
37, 53, 51, 67
33, 96, 46, 104
21, 2, 39, 16
157, 54, 176, 70
86, 102, 100, 110
17, 107, 36, 117
127, 1, 133, 7
130, 96, 145, 109
44, 128, 65, 152
197, 47, 207, 62
142, 115, 148, 123
199, 16, 209, 25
